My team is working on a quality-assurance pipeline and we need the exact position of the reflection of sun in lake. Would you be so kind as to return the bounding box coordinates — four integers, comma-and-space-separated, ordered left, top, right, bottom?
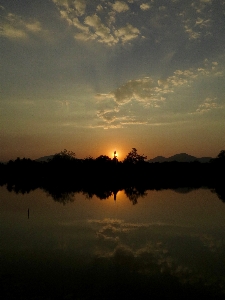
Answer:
114, 190, 123, 199
111, 190, 125, 202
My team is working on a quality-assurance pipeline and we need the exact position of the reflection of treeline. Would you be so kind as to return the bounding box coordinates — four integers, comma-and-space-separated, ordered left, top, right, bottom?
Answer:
0, 149, 225, 203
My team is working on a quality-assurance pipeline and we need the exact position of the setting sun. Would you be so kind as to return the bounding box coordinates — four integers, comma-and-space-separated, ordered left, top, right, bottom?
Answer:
111, 150, 124, 160
108, 148, 126, 161
113, 150, 118, 159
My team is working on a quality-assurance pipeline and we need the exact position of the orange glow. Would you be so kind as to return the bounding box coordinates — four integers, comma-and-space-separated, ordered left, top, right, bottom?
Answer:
112, 150, 118, 159
107, 147, 125, 161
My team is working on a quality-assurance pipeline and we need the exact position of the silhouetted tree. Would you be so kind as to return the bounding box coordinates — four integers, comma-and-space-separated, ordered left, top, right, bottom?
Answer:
211, 150, 225, 166
212, 186, 225, 203
47, 190, 75, 204
217, 150, 225, 160
95, 155, 111, 163
123, 148, 147, 164
51, 149, 76, 162
124, 186, 147, 204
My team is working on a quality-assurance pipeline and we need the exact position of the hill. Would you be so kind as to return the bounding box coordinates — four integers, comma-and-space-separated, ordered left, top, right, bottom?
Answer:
35, 155, 54, 162
148, 153, 212, 163
35, 153, 213, 163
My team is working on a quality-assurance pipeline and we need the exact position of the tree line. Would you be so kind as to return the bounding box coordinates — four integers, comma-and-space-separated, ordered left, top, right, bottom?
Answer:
0, 148, 225, 187
0, 148, 225, 203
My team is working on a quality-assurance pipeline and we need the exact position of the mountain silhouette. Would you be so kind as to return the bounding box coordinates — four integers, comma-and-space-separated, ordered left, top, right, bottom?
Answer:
35, 152, 213, 163
35, 155, 54, 162
148, 153, 212, 163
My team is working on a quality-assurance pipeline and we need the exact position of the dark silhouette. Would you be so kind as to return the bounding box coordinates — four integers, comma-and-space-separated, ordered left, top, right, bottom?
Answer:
123, 148, 147, 164
213, 149, 225, 164
0, 149, 225, 203
51, 148, 76, 161
124, 186, 148, 205
211, 186, 225, 203
148, 153, 212, 163
217, 150, 225, 159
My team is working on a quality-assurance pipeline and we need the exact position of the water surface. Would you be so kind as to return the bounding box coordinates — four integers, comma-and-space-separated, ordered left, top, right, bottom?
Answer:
1, 186, 225, 299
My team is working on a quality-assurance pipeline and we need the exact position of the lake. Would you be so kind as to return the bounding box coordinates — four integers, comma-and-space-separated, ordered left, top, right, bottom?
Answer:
1, 185, 225, 299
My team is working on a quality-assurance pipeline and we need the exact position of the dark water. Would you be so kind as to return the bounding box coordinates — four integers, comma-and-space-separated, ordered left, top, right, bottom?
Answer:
1, 186, 225, 299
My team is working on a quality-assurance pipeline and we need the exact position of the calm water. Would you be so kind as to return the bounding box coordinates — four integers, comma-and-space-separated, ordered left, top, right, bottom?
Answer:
1, 186, 225, 299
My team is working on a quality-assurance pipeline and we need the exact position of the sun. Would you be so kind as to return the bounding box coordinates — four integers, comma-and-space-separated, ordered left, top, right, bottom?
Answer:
113, 150, 118, 158
108, 148, 124, 160
113, 150, 118, 159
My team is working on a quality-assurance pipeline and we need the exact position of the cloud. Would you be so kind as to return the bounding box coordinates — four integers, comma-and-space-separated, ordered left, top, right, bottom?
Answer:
195, 97, 221, 114
51, 0, 220, 45
195, 17, 211, 28
178, 0, 214, 40
89, 217, 225, 289
95, 60, 224, 126
120, 119, 148, 125
52, 0, 69, 8
52, 0, 86, 15
52, 0, 139, 45
97, 70, 195, 109
0, 10, 46, 40
74, 0, 86, 16
53, 1, 134, 45
84, 14, 117, 44
0, 26, 27, 39
97, 110, 118, 124
98, 77, 159, 105
115, 23, 140, 42
112, 1, 130, 13
184, 25, 201, 40
96, 4, 103, 12
89, 219, 160, 249
25, 21, 42, 33
140, 3, 151, 11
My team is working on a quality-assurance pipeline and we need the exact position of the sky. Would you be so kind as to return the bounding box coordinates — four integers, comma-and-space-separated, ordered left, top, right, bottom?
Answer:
1, 0, 225, 161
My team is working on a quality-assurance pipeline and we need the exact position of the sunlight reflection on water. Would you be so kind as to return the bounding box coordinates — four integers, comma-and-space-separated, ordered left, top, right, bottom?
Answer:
1, 186, 225, 299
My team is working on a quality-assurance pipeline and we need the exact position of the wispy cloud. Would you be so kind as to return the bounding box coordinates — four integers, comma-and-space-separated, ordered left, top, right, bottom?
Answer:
50, 0, 222, 45
74, 0, 86, 16
97, 60, 222, 105
96, 77, 161, 105
115, 23, 140, 43
179, 0, 214, 40
111, 1, 130, 13
52, 0, 140, 45
194, 97, 222, 114
140, 3, 151, 11
88, 217, 225, 287
95, 60, 224, 127
84, 14, 117, 44
0, 8, 46, 39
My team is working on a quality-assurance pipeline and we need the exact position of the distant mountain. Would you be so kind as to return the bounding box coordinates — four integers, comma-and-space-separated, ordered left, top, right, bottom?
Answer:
167, 153, 199, 162
197, 157, 213, 163
35, 155, 54, 162
35, 153, 213, 163
148, 153, 212, 163
148, 156, 167, 163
